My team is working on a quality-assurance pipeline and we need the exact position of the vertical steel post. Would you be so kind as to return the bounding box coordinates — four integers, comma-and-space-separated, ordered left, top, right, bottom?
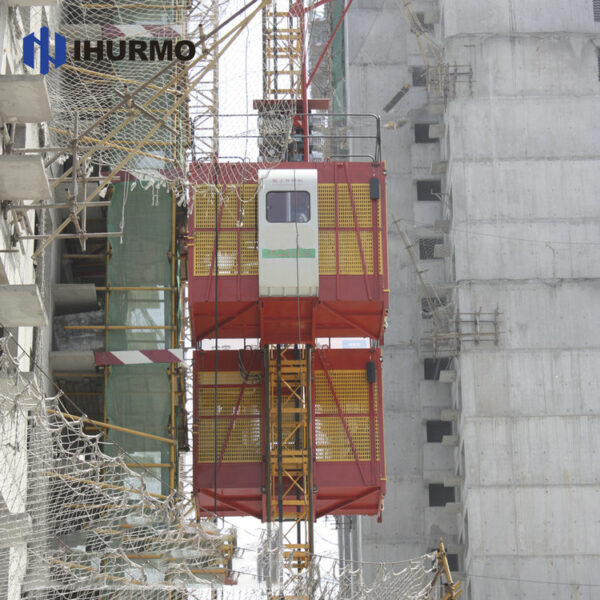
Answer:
306, 345, 314, 556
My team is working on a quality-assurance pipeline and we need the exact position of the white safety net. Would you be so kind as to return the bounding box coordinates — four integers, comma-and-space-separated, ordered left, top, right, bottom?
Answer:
0, 336, 235, 599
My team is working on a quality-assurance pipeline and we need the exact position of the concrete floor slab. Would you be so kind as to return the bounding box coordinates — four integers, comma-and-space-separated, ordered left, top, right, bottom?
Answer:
0, 155, 51, 201
0, 75, 52, 123
0, 284, 47, 326
52, 284, 98, 316
49, 351, 96, 373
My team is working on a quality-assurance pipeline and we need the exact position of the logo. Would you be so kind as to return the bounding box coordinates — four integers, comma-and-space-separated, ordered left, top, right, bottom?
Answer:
23, 27, 196, 74
23, 27, 66, 74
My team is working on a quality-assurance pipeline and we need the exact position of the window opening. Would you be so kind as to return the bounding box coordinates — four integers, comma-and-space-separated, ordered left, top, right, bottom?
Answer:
446, 554, 459, 571
428, 483, 455, 506
426, 420, 453, 442
414, 123, 437, 143
417, 180, 441, 201
419, 238, 443, 260
266, 190, 310, 223
412, 67, 427, 87
428, 547, 459, 572
414, 12, 434, 34
594, 0, 600, 21
424, 357, 453, 380
421, 296, 448, 318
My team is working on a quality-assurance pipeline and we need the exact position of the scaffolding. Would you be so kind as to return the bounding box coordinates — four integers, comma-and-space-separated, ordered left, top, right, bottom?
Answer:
399, 0, 471, 102
13, 0, 268, 260
263, 1, 303, 99
394, 220, 501, 359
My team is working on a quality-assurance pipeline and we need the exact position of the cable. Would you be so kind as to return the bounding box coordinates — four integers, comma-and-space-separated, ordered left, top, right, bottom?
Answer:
213, 162, 220, 517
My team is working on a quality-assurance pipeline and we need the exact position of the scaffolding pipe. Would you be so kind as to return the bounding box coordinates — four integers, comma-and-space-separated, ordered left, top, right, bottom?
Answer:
51, 409, 177, 445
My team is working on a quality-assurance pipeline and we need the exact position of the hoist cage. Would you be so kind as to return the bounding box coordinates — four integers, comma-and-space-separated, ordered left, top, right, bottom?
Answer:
193, 347, 386, 519
187, 161, 389, 344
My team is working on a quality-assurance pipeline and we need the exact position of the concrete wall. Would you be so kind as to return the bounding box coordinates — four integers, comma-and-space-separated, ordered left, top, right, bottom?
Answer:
348, 0, 600, 595
347, 0, 460, 582
0, 5, 58, 598
443, 1, 600, 598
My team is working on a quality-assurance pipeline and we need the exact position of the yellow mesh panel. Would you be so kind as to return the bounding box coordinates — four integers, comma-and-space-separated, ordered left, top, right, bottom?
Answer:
314, 371, 373, 414
318, 184, 335, 227
194, 185, 216, 229
313, 370, 379, 462
240, 185, 257, 227
337, 184, 372, 228
197, 371, 262, 463
375, 415, 380, 461
379, 230, 384, 275
193, 231, 239, 276
318, 230, 336, 275
193, 231, 214, 277
219, 186, 242, 229
198, 387, 261, 416
194, 184, 257, 229
197, 419, 262, 462
338, 231, 374, 275
318, 184, 373, 228
317, 184, 383, 276
198, 371, 244, 386
315, 417, 372, 461
193, 184, 257, 277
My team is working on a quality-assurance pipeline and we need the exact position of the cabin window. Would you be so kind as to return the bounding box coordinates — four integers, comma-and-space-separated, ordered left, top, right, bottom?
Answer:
266, 191, 311, 223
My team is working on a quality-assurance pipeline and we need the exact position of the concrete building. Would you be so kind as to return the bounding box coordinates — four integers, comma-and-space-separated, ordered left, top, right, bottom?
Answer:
1, 2, 58, 595
347, 0, 600, 597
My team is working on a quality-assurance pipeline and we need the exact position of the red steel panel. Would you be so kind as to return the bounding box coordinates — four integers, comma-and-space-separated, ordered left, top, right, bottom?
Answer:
193, 348, 385, 519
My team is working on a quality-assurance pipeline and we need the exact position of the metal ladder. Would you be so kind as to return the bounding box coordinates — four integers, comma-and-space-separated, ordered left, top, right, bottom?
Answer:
266, 345, 314, 598
263, 2, 303, 99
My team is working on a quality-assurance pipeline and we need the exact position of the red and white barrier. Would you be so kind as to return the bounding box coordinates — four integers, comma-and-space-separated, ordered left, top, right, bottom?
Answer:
94, 349, 183, 365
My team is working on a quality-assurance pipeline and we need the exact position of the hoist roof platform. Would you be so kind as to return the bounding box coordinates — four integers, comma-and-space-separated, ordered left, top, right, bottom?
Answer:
188, 161, 389, 345
193, 347, 386, 520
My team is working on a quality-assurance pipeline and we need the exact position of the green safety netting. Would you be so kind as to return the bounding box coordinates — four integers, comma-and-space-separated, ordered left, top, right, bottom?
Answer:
104, 182, 175, 494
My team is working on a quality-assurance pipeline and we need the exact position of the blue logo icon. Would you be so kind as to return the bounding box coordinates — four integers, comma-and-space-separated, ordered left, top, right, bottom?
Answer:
23, 27, 66, 74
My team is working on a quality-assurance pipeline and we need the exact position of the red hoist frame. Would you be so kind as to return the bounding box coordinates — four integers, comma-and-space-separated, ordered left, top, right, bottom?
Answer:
189, 0, 384, 593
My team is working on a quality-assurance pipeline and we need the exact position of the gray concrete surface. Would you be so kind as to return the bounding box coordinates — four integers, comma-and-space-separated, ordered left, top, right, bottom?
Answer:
347, 0, 600, 596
